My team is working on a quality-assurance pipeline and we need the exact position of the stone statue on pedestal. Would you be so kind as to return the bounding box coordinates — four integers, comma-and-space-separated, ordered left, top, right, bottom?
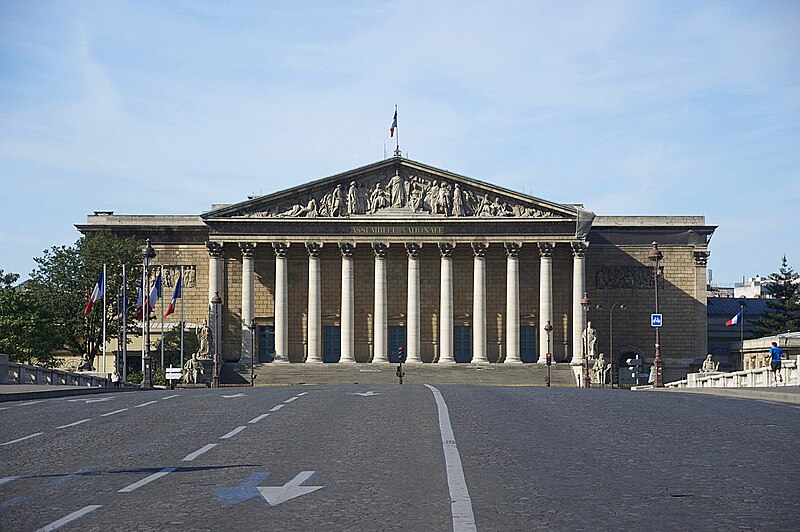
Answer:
700, 354, 719, 373
582, 322, 598, 360
196, 320, 210, 358
76, 354, 93, 372
182, 353, 205, 384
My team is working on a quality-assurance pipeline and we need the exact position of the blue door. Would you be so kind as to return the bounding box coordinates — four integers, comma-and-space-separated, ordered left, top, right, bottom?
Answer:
388, 326, 406, 362
258, 325, 275, 363
453, 326, 472, 363
323, 326, 341, 363
520, 325, 537, 363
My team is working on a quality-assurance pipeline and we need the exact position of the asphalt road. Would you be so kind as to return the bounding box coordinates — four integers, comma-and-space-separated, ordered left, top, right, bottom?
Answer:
1, 386, 798, 531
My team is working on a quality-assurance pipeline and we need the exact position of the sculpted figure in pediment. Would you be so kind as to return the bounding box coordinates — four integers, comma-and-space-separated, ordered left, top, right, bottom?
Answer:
388, 171, 406, 208
279, 198, 317, 217
424, 180, 439, 213
435, 182, 451, 215
477, 194, 492, 217
408, 176, 425, 212
452, 183, 465, 217
347, 181, 368, 215
369, 182, 389, 213
331, 184, 345, 217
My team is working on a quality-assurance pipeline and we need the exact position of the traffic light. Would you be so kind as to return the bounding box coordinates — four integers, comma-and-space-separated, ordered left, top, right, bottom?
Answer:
545, 353, 552, 366
398, 347, 406, 363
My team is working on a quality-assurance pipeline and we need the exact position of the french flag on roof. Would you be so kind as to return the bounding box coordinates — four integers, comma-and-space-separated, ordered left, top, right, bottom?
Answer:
390, 109, 397, 137
725, 310, 742, 327
83, 270, 104, 316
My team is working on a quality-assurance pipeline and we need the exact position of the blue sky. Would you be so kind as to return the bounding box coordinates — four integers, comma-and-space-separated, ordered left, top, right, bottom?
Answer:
1, 0, 797, 285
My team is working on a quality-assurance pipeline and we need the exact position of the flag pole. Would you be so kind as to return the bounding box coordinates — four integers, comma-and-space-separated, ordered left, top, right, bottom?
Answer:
740, 302, 745, 370
394, 104, 400, 156
122, 264, 127, 381
160, 265, 165, 370
180, 266, 185, 369
141, 264, 146, 375
102, 263, 107, 374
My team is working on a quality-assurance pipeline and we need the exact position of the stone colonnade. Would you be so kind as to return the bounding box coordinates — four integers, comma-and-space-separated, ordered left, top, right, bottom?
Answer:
210, 241, 589, 364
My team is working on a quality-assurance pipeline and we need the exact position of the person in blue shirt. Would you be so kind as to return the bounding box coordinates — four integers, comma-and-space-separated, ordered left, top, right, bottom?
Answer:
769, 342, 784, 386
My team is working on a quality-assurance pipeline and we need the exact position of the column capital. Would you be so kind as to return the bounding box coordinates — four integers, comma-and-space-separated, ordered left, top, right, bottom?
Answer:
272, 242, 290, 258
538, 242, 554, 258
693, 250, 709, 266
206, 241, 223, 258
571, 242, 588, 258
471, 242, 488, 257
339, 242, 356, 258
405, 242, 422, 258
372, 242, 389, 258
239, 242, 256, 258
438, 242, 455, 258
306, 242, 323, 257
504, 242, 522, 258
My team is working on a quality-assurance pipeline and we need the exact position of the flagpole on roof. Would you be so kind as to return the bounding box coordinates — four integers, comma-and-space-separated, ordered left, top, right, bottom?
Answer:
160, 265, 165, 370
394, 105, 400, 157
102, 263, 107, 374
740, 301, 745, 369
180, 266, 185, 369
122, 264, 127, 381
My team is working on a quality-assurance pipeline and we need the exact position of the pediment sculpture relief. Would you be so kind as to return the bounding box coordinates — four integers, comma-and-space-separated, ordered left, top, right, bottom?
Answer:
244, 170, 560, 219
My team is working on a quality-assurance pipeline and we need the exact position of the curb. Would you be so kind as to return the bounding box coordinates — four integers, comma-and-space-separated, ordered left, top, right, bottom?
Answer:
0, 387, 148, 403
653, 387, 800, 405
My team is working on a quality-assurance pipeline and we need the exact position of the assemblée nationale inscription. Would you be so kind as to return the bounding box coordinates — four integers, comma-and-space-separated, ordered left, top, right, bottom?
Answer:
351, 226, 445, 235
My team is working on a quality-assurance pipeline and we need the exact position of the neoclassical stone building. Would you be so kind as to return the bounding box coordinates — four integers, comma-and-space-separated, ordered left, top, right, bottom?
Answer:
79, 157, 715, 383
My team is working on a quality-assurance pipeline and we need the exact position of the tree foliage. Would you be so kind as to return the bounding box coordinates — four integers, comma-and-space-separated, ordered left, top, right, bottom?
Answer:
0, 270, 60, 365
755, 255, 800, 337
28, 232, 142, 367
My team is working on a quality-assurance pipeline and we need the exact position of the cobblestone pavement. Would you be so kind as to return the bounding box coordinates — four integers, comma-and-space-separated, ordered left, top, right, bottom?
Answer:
1, 386, 797, 531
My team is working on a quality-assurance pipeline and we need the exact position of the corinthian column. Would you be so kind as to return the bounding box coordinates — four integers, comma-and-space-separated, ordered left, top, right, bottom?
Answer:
438, 243, 455, 364
471, 242, 488, 364
273, 242, 289, 362
505, 242, 522, 363
405, 243, 422, 363
372, 243, 389, 363
571, 242, 587, 364
239, 243, 255, 364
537, 242, 554, 363
306, 242, 323, 363
339, 243, 356, 363
206, 241, 223, 343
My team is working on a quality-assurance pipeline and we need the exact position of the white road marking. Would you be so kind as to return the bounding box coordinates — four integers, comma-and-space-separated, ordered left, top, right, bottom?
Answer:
284, 397, 298, 403
16, 400, 44, 406
269, 404, 285, 412
35, 504, 102, 531
118, 468, 176, 493
67, 397, 113, 404
220, 426, 247, 439
248, 414, 269, 424
424, 384, 477, 532
0, 407, 12, 411
100, 408, 128, 417
161, 394, 180, 400
182, 443, 218, 461
0, 476, 21, 486
350, 391, 380, 397
223, 393, 246, 398
1, 432, 44, 446
257, 471, 323, 507
296, 392, 309, 396
134, 400, 159, 408
57, 419, 92, 429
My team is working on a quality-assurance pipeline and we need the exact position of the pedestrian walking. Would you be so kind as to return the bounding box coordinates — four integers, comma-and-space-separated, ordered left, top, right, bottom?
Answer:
111, 368, 121, 388
769, 342, 784, 386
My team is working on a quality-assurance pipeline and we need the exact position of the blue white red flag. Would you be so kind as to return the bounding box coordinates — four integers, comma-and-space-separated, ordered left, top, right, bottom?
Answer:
390, 109, 397, 137
83, 270, 104, 316
147, 273, 162, 313
135, 277, 144, 320
725, 310, 742, 326
164, 274, 182, 317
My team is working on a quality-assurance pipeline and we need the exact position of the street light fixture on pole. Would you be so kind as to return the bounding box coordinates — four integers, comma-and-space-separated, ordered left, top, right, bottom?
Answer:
648, 242, 664, 387
141, 239, 156, 388
580, 292, 591, 388
211, 290, 222, 389
544, 320, 553, 387
248, 318, 256, 387
597, 302, 627, 389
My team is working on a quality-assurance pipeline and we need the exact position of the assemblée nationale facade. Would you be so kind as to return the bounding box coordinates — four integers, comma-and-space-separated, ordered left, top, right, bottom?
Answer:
78, 157, 715, 383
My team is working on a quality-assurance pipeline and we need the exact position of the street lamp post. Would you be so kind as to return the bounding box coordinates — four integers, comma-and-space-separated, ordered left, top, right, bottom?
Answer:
601, 302, 627, 389
544, 320, 553, 387
581, 292, 591, 388
211, 291, 222, 388
248, 318, 256, 387
648, 242, 664, 387
141, 239, 156, 388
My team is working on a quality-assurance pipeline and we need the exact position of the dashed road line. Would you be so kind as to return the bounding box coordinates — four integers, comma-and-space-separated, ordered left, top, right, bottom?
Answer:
296, 392, 309, 396
16, 400, 45, 406
248, 414, 269, 424
182, 443, 218, 461
35, 504, 102, 531
0, 476, 21, 486
269, 404, 285, 412
118, 468, 176, 493
284, 397, 298, 403
162, 394, 180, 400
220, 426, 247, 439
0, 407, 11, 411
100, 408, 128, 417
56, 419, 92, 429
134, 400, 159, 408
1, 432, 44, 446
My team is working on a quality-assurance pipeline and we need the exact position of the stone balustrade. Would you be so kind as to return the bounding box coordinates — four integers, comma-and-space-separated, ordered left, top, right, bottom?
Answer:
0, 353, 114, 387
666, 356, 799, 389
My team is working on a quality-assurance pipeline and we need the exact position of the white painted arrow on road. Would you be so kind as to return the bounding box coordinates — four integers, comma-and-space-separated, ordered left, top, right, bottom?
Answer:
257, 471, 323, 507
350, 391, 380, 397
222, 393, 246, 398
67, 397, 113, 404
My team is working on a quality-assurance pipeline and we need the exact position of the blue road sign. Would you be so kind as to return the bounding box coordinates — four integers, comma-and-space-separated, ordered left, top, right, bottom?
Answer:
651, 313, 663, 327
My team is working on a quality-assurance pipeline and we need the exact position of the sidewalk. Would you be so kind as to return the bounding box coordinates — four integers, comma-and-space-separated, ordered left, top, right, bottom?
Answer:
652, 385, 800, 405
0, 384, 145, 402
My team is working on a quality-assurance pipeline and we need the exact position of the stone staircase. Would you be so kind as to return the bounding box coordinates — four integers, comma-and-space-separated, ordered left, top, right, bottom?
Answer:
222, 362, 577, 387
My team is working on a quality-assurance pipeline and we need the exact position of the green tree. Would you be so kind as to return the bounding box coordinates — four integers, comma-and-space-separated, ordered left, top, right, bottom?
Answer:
153, 324, 200, 370
29, 232, 142, 367
755, 256, 800, 337
0, 270, 60, 365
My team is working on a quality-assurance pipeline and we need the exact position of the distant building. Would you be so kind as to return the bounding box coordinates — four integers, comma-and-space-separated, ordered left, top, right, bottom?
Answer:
734, 275, 768, 298
707, 297, 769, 371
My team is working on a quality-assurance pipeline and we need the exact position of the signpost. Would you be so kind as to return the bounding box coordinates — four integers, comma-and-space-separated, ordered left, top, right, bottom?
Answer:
651, 313, 663, 327
166, 366, 182, 389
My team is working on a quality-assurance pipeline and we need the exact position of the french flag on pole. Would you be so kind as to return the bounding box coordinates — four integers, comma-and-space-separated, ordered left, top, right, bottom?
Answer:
390, 109, 397, 137
146, 273, 163, 314
83, 270, 104, 316
164, 274, 182, 317
725, 310, 742, 326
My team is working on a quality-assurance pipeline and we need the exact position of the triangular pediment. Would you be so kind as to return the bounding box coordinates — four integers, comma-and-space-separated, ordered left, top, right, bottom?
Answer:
203, 157, 579, 221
